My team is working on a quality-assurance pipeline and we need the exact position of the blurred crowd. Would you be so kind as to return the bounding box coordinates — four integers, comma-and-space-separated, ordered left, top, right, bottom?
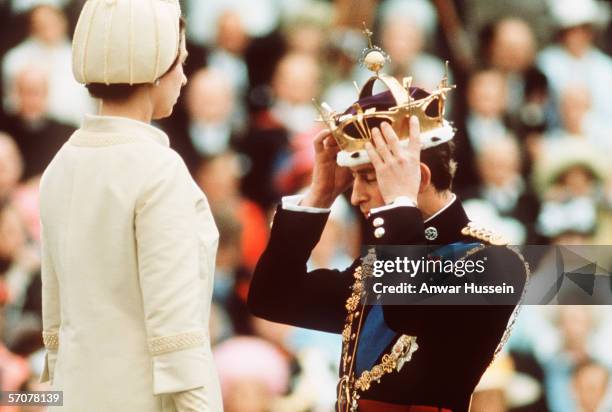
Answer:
1, 0, 612, 411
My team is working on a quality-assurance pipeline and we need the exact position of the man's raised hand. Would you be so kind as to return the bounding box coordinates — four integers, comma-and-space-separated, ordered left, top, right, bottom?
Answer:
301, 129, 353, 209
364, 116, 422, 204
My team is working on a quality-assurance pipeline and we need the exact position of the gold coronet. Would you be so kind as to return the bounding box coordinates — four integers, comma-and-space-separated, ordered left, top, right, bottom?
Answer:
314, 25, 455, 158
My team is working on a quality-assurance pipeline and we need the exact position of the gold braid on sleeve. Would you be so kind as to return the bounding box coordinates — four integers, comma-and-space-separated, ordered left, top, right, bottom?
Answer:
148, 330, 206, 356
42, 331, 59, 351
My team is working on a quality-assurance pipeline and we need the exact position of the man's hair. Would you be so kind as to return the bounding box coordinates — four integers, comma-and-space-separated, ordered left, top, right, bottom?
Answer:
85, 18, 186, 101
420, 141, 457, 192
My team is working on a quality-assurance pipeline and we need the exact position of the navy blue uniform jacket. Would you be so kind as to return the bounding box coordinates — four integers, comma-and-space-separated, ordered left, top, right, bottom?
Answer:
248, 199, 527, 411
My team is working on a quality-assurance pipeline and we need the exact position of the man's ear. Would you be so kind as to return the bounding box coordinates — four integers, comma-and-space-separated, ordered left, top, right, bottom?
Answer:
419, 163, 431, 194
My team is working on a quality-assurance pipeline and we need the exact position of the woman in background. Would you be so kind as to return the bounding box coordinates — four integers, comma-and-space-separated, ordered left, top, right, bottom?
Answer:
39, 1, 222, 410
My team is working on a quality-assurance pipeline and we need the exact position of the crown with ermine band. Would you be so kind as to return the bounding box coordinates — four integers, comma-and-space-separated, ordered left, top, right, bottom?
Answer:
314, 24, 456, 167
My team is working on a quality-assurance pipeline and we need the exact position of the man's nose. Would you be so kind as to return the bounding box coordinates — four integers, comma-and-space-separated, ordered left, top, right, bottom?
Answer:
350, 181, 365, 206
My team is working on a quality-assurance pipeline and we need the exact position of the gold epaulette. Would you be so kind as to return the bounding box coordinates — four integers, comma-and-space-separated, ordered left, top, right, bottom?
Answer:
461, 222, 508, 246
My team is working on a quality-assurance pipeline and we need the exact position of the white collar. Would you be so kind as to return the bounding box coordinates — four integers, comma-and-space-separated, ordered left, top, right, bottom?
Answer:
81, 114, 169, 147
424, 193, 457, 223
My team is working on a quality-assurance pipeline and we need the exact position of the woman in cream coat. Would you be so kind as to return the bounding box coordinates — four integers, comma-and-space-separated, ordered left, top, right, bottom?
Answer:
39, 1, 222, 410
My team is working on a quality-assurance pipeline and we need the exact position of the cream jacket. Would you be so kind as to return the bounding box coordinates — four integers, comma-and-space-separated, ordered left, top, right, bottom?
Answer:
39, 115, 222, 411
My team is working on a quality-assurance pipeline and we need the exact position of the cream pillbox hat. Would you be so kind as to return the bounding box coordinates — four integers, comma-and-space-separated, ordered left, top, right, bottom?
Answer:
72, 0, 182, 85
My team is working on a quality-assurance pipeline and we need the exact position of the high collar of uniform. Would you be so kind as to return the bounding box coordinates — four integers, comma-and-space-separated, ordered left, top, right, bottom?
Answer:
80, 115, 170, 147
422, 195, 470, 245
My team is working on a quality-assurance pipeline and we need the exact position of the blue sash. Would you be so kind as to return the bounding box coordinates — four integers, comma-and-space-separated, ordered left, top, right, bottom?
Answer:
354, 242, 482, 373
355, 305, 396, 374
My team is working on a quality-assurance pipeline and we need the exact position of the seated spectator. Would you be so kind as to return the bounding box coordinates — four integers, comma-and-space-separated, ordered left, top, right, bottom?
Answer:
210, 301, 235, 345
195, 153, 268, 271
2, 4, 93, 126
0, 66, 74, 182
250, 317, 339, 412
464, 69, 511, 151
0, 202, 41, 328
214, 336, 290, 412
537, 0, 612, 129
185, 0, 279, 47
12, 179, 41, 243
572, 360, 611, 412
212, 212, 253, 322
208, 9, 251, 108
462, 137, 540, 243
9, 0, 71, 14
240, 53, 321, 209
269, 53, 321, 136
0, 3, 27, 103
167, 68, 241, 171
0, 134, 38, 244
6, 312, 42, 357
274, 129, 318, 197
179, 8, 250, 124
0, 204, 29, 279
0, 343, 30, 410
479, 18, 538, 113
544, 84, 612, 153
379, 0, 450, 91
532, 138, 608, 243
471, 353, 542, 412
281, 1, 332, 58
0, 133, 23, 204
210, 211, 243, 308
454, 68, 511, 191
543, 307, 604, 412
0, 222, 30, 412
506, 306, 612, 412
479, 16, 552, 140
557, 85, 592, 139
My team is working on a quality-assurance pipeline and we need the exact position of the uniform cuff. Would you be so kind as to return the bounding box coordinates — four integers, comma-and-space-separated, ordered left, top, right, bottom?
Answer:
370, 196, 417, 214
152, 346, 211, 394
364, 206, 424, 245
281, 194, 331, 213
40, 350, 57, 384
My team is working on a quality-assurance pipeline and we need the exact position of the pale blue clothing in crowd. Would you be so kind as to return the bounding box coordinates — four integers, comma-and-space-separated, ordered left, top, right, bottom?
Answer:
507, 306, 612, 412
537, 46, 612, 128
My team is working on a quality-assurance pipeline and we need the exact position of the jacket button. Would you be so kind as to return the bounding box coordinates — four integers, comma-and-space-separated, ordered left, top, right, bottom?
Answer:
374, 227, 385, 238
373, 217, 384, 227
